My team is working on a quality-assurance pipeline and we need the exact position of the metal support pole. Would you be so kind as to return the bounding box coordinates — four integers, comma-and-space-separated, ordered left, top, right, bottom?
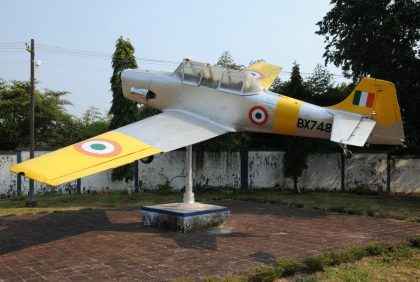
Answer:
76, 178, 81, 194
240, 150, 248, 190
134, 160, 139, 193
16, 151, 22, 196
340, 151, 345, 191
26, 38, 37, 207
183, 145, 195, 204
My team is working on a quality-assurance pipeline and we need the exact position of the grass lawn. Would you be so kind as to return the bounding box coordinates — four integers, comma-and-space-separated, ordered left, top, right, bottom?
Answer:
0, 192, 183, 217
230, 190, 420, 222
200, 239, 420, 282
0, 190, 419, 222
300, 250, 420, 282
294, 240, 420, 282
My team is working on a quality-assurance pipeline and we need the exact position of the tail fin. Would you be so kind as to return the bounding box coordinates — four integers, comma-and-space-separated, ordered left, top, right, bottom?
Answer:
244, 61, 282, 90
330, 77, 404, 145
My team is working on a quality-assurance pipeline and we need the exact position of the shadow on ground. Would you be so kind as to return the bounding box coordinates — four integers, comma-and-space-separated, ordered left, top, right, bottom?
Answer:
1, 199, 416, 257
0, 202, 256, 255
0, 200, 418, 281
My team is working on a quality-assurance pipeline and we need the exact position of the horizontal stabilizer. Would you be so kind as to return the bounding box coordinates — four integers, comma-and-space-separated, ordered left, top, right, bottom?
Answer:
330, 112, 376, 147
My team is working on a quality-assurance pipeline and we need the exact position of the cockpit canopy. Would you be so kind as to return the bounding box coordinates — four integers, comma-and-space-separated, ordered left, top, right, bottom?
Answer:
173, 59, 264, 95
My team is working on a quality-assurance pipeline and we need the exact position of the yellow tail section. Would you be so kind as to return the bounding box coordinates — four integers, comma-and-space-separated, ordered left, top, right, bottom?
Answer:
244, 61, 282, 90
330, 77, 404, 145
330, 77, 402, 126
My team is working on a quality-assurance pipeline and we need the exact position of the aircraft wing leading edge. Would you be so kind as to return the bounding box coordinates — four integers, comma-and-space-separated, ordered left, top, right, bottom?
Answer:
10, 111, 228, 186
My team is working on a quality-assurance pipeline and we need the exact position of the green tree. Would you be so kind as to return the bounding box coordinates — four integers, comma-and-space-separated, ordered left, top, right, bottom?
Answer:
304, 64, 334, 96
0, 80, 79, 150
109, 37, 140, 181
109, 37, 139, 129
304, 64, 352, 107
138, 103, 160, 120
76, 107, 110, 141
216, 51, 244, 70
316, 0, 420, 147
282, 63, 311, 192
269, 77, 287, 93
35, 89, 79, 148
309, 82, 352, 107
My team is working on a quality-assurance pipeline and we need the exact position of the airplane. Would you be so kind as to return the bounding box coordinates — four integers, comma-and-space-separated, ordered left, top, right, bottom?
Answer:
10, 59, 405, 186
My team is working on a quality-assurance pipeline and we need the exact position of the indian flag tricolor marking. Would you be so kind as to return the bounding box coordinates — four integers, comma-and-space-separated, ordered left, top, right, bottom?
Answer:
244, 70, 265, 80
353, 90, 375, 108
74, 138, 122, 158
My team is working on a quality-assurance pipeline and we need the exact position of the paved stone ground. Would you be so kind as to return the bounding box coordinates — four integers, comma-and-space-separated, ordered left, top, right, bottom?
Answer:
0, 200, 418, 281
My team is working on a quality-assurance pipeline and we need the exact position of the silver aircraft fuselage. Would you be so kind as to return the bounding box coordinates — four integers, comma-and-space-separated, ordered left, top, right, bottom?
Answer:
122, 65, 333, 141
121, 59, 403, 145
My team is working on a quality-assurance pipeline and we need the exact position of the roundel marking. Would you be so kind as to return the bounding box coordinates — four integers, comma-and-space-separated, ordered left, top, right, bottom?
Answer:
249, 106, 269, 126
74, 138, 122, 158
244, 70, 265, 80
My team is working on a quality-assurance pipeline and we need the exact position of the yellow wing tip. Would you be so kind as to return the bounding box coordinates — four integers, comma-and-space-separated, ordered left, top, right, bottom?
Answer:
10, 145, 162, 187
10, 164, 59, 186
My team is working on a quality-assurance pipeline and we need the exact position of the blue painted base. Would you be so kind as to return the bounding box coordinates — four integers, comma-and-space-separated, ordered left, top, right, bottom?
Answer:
141, 203, 230, 233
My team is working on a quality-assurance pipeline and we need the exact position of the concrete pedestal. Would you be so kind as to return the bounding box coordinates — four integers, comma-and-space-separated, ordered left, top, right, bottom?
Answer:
141, 202, 230, 233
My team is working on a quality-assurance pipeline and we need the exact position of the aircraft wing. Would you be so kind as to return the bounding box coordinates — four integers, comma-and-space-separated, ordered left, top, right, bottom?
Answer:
330, 112, 376, 146
244, 61, 282, 90
10, 111, 228, 186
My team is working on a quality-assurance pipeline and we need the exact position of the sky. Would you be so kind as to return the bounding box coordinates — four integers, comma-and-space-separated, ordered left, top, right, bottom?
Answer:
0, 0, 348, 117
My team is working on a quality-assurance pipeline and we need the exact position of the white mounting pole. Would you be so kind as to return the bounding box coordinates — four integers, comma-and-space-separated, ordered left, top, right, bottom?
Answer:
183, 145, 195, 204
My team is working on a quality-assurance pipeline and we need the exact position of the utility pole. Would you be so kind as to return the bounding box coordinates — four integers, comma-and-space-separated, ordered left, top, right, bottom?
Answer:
26, 38, 37, 207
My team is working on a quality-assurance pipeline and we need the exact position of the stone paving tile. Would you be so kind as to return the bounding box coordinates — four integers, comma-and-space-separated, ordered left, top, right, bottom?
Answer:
0, 200, 419, 281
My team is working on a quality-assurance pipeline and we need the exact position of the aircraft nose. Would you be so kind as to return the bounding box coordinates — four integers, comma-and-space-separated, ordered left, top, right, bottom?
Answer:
122, 69, 151, 90
121, 69, 152, 102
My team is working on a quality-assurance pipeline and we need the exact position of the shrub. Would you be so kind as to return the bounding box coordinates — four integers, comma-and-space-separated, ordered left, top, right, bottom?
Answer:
328, 206, 345, 213
222, 187, 235, 197
365, 243, 389, 256
340, 246, 367, 262
304, 246, 367, 271
380, 244, 414, 263
157, 180, 172, 194
103, 193, 119, 205
275, 258, 302, 276
248, 264, 279, 282
407, 236, 420, 248
303, 256, 326, 271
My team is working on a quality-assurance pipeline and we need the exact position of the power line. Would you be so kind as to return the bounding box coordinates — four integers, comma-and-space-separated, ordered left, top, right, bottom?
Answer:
36, 43, 180, 65
0, 61, 26, 64
281, 70, 345, 77
36, 49, 179, 66
0, 42, 26, 51
37, 44, 110, 55
0, 42, 25, 44
0, 42, 179, 66
0, 51, 26, 54
42, 62, 110, 72
0, 41, 348, 77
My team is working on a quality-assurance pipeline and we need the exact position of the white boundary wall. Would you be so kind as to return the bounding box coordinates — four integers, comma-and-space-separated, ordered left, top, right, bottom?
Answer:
0, 151, 419, 196
248, 151, 292, 189
138, 151, 241, 191
0, 154, 17, 195
344, 153, 388, 191
391, 158, 420, 193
